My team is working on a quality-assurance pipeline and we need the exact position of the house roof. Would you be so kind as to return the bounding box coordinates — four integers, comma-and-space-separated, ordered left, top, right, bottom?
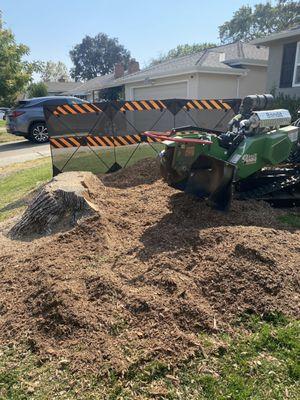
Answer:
62, 74, 116, 95
105, 41, 268, 88
64, 41, 268, 95
45, 81, 81, 93
251, 25, 300, 46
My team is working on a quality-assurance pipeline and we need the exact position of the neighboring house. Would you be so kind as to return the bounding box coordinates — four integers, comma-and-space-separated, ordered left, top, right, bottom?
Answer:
45, 81, 82, 97
63, 59, 140, 101
62, 73, 116, 101
252, 25, 300, 97
65, 42, 268, 101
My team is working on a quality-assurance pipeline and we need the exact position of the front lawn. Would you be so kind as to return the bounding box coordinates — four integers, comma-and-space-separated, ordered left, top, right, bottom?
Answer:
0, 158, 52, 222
278, 213, 300, 228
0, 119, 23, 143
0, 315, 299, 399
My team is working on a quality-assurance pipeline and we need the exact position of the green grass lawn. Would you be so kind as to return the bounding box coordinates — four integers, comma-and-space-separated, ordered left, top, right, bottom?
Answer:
278, 213, 300, 228
0, 119, 23, 143
53, 142, 163, 174
0, 315, 299, 399
0, 158, 52, 222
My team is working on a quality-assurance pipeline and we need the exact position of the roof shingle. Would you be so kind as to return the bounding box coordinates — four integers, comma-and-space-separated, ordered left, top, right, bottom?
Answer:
64, 41, 268, 95
45, 81, 81, 93
110, 41, 268, 86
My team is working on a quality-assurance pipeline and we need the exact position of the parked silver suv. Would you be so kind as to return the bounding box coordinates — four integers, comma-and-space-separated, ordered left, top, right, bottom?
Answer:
6, 96, 88, 143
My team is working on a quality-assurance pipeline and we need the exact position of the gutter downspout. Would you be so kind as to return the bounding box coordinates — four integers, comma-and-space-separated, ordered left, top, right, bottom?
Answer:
236, 77, 240, 97
236, 70, 248, 97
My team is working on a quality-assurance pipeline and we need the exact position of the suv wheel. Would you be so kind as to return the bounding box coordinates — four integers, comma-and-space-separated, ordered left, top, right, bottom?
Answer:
28, 122, 49, 143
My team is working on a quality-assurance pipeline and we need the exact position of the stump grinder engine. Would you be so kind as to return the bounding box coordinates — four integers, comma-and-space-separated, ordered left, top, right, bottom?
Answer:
144, 94, 300, 210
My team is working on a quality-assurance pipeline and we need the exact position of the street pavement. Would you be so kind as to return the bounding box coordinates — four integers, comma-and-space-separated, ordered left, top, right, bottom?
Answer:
0, 140, 50, 167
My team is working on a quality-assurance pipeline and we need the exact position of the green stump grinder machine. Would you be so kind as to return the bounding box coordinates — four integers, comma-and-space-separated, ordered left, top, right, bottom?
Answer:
144, 94, 300, 210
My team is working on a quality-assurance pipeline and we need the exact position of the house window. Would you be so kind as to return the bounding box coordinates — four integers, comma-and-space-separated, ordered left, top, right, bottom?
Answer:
293, 41, 300, 86
279, 42, 297, 88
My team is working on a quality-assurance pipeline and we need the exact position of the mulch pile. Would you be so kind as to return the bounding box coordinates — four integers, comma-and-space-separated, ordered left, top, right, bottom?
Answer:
0, 159, 299, 373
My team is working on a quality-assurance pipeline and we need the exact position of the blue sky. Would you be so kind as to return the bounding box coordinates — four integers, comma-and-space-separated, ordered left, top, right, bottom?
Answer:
1, 0, 263, 70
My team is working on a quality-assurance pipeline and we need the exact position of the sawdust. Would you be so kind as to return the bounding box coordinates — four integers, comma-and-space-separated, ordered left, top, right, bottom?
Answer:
0, 158, 299, 373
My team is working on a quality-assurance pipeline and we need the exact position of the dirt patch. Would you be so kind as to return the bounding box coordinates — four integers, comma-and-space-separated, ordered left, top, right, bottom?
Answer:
0, 158, 299, 373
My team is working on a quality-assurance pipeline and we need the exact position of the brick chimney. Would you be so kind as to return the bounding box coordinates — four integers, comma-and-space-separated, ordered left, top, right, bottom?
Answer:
128, 59, 140, 74
114, 63, 124, 79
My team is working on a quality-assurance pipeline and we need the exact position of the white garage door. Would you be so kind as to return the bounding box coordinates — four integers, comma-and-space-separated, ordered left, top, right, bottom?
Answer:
133, 82, 188, 100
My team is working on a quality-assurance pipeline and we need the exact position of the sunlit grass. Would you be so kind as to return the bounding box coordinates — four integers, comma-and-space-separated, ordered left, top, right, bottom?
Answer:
0, 158, 52, 221
0, 120, 23, 143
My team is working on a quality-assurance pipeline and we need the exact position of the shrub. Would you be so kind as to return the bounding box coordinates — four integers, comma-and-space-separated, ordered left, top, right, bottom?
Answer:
271, 89, 300, 121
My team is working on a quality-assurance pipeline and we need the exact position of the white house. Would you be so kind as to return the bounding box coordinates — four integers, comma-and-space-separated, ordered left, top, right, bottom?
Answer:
252, 25, 300, 97
65, 42, 268, 101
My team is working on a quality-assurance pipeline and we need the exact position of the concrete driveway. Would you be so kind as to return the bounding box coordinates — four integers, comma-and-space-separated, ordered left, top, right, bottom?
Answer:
0, 140, 50, 167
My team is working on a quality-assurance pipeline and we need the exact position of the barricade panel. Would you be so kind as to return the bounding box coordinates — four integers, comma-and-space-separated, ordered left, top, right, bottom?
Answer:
44, 98, 241, 176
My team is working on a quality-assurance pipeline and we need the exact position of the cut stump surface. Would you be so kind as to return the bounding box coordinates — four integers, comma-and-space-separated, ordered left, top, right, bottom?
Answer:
10, 171, 101, 238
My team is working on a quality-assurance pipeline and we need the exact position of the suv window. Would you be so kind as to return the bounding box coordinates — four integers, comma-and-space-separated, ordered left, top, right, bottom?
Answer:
19, 99, 49, 108
41, 98, 88, 106
17, 100, 32, 107
43, 98, 69, 106
21, 97, 88, 107
68, 98, 88, 104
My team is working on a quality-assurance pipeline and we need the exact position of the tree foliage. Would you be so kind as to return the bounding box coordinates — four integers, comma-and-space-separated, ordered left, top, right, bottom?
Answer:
149, 42, 216, 66
27, 82, 48, 98
69, 33, 131, 81
0, 11, 40, 106
219, 0, 300, 44
41, 61, 70, 82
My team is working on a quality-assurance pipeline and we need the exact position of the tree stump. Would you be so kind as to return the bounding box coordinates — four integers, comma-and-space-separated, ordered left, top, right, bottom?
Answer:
10, 172, 101, 238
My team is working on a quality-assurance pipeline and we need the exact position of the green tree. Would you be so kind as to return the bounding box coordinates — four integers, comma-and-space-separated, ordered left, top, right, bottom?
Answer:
27, 82, 48, 98
41, 61, 70, 82
219, 0, 300, 44
0, 11, 40, 106
149, 42, 216, 66
69, 33, 131, 81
